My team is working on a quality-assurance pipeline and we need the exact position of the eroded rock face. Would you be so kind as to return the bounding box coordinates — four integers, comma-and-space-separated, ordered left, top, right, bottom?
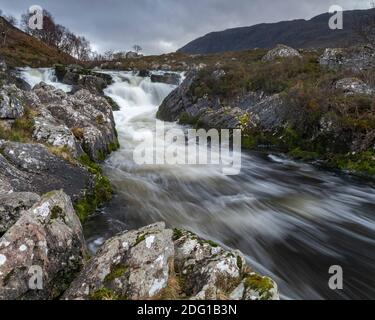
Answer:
0, 141, 93, 203
262, 44, 302, 62
0, 191, 86, 300
63, 223, 279, 301
0, 85, 24, 119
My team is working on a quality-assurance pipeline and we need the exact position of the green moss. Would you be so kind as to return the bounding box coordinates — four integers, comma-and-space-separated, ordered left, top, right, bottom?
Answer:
95, 175, 113, 204
78, 153, 102, 175
75, 153, 113, 223
108, 140, 120, 153
104, 264, 129, 283
50, 206, 63, 220
173, 228, 184, 241
95, 115, 105, 125
242, 136, 256, 149
204, 240, 219, 248
289, 148, 319, 161
104, 96, 120, 111
135, 233, 147, 246
236, 256, 243, 271
54, 64, 67, 80
179, 112, 200, 126
329, 151, 375, 176
244, 274, 274, 300
89, 288, 123, 301
96, 150, 106, 162
0, 108, 35, 143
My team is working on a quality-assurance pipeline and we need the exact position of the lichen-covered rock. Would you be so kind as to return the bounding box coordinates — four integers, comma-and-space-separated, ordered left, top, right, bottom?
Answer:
0, 191, 86, 300
22, 83, 118, 161
319, 46, 375, 71
33, 115, 83, 158
0, 85, 24, 119
0, 192, 40, 235
173, 229, 279, 300
335, 77, 374, 96
0, 141, 93, 203
63, 222, 174, 300
262, 44, 302, 62
230, 273, 279, 300
64, 224, 279, 301
157, 71, 293, 133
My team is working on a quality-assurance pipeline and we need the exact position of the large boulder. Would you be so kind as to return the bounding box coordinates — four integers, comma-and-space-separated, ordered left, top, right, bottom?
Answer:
0, 191, 86, 300
55, 65, 113, 95
157, 71, 293, 133
63, 222, 174, 300
23, 83, 118, 161
262, 44, 302, 62
0, 85, 24, 119
0, 141, 93, 203
63, 223, 279, 301
319, 46, 375, 71
151, 73, 181, 86
335, 77, 374, 96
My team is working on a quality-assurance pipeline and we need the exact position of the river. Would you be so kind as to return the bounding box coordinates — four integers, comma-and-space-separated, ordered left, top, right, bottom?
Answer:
21, 69, 375, 300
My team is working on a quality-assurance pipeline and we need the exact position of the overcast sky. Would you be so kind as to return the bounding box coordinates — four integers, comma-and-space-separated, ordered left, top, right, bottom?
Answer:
0, 0, 372, 54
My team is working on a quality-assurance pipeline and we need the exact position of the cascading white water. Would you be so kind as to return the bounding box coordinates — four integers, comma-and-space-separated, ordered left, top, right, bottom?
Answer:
18, 67, 72, 92
19, 69, 375, 300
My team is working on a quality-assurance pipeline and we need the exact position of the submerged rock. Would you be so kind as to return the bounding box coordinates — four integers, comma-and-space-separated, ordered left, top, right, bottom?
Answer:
0, 191, 86, 300
63, 223, 279, 301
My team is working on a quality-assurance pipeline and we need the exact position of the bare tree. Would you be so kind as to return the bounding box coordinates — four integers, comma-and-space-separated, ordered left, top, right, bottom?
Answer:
21, 9, 93, 61
133, 44, 142, 54
0, 13, 17, 46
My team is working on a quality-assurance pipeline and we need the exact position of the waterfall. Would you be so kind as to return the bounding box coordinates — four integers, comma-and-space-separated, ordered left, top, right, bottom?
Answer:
18, 67, 72, 92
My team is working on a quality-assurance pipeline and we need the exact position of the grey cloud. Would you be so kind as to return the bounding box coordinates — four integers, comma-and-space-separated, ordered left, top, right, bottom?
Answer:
0, 0, 371, 54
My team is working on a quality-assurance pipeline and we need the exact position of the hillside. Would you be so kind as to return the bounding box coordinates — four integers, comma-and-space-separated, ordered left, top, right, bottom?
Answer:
0, 16, 75, 67
179, 8, 375, 54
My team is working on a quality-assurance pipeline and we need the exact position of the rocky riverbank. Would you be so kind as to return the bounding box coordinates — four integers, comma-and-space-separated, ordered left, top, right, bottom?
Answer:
0, 60, 279, 300
157, 45, 375, 177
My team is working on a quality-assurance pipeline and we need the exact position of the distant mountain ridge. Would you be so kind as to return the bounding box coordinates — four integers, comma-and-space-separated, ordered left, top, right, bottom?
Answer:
179, 8, 375, 54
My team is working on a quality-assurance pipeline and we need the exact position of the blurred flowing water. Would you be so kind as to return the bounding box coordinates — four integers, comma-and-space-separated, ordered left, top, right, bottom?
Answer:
21, 69, 375, 300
